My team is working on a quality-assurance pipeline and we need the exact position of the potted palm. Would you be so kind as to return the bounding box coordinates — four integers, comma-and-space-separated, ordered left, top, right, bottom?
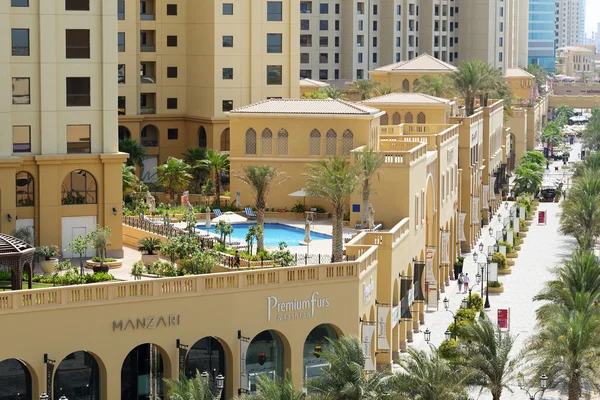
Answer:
138, 236, 162, 265
35, 245, 59, 276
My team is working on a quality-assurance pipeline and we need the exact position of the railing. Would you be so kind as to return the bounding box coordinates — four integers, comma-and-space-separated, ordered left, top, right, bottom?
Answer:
140, 107, 156, 115
140, 76, 156, 84
122, 216, 218, 248
140, 13, 155, 20
348, 218, 410, 249
12, 46, 29, 56
218, 252, 357, 269
140, 44, 156, 52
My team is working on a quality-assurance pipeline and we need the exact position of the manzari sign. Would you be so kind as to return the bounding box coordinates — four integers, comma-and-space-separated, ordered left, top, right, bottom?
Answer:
267, 292, 330, 321
113, 314, 181, 331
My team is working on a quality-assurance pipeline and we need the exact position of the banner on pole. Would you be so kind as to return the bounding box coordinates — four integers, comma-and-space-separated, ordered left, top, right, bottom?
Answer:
519, 206, 526, 220
377, 306, 390, 350
458, 213, 467, 241
46, 362, 54, 400
425, 247, 436, 282
178, 346, 187, 377
489, 262, 499, 281
513, 217, 520, 233
472, 197, 480, 225
538, 210, 546, 225
499, 245, 506, 256
490, 177, 496, 200
413, 262, 426, 301
507, 230, 514, 246
440, 231, 450, 265
497, 308, 510, 330
362, 325, 376, 371
482, 185, 489, 209
240, 339, 250, 392
391, 305, 399, 328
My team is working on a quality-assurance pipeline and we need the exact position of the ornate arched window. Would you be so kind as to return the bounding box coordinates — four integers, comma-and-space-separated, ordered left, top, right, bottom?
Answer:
16, 172, 34, 207
245, 128, 257, 155
342, 130, 354, 155
392, 112, 401, 125
140, 125, 159, 147
380, 113, 388, 125
198, 126, 207, 148
309, 129, 321, 156
402, 79, 410, 93
405, 112, 414, 123
61, 170, 97, 205
325, 129, 337, 155
413, 79, 420, 91
277, 129, 289, 155
261, 128, 273, 155
118, 126, 131, 141
417, 112, 426, 124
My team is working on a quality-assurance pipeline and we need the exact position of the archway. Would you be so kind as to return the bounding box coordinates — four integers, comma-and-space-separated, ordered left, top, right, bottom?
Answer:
61, 170, 97, 205
16, 171, 34, 207
140, 125, 159, 147
185, 337, 226, 399
246, 330, 285, 393
0, 358, 32, 399
54, 351, 101, 399
198, 126, 208, 148
118, 126, 131, 141
121, 343, 166, 400
220, 128, 230, 152
303, 324, 340, 380
402, 79, 409, 93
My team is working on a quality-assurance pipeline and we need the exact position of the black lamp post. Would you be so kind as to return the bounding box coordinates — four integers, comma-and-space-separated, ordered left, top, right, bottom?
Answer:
443, 297, 464, 340
467, 272, 481, 308
472, 243, 492, 309
201, 370, 226, 399
518, 373, 548, 399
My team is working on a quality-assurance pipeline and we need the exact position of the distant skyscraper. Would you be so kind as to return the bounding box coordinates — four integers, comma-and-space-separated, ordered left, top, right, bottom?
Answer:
528, 0, 556, 72
555, 0, 586, 48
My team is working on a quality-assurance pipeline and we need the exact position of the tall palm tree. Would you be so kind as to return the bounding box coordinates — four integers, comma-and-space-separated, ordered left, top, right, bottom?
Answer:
306, 336, 391, 400
348, 80, 380, 100
478, 63, 505, 107
513, 161, 544, 196
461, 314, 519, 400
525, 63, 548, 95
201, 150, 230, 207
356, 147, 384, 229
182, 147, 209, 193
452, 59, 485, 116
119, 139, 148, 172
235, 371, 306, 400
373, 84, 395, 97
559, 170, 600, 250
320, 85, 347, 100
391, 348, 472, 400
304, 157, 359, 262
234, 165, 288, 251
122, 164, 138, 195
155, 157, 193, 203
582, 108, 600, 151
414, 74, 456, 98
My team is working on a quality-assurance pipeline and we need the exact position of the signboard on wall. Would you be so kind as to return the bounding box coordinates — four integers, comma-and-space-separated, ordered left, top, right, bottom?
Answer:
240, 339, 250, 391
458, 213, 467, 241
498, 308, 510, 330
362, 325, 376, 371
425, 247, 436, 282
377, 306, 390, 350
440, 232, 450, 265
470, 128, 479, 147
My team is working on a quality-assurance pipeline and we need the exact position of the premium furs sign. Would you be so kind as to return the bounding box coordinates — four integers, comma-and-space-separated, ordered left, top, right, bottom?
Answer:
267, 292, 330, 321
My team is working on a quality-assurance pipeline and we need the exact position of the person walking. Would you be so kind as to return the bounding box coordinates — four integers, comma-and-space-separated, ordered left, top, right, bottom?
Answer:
463, 273, 470, 294
457, 272, 464, 293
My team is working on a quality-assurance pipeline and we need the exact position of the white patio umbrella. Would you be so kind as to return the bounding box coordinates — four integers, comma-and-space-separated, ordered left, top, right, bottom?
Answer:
304, 219, 312, 254
212, 211, 247, 224
289, 188, 309, 209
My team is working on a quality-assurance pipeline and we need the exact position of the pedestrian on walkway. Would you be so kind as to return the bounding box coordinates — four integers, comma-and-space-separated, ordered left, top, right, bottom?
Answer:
457, 272, 464, 293
463, 273, 470, 294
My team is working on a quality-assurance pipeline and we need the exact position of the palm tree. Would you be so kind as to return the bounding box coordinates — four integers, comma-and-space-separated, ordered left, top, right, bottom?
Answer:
119, 139, 147, 170
525, 64, 548, 95
391, 348, 472, 400
302, 90, 330, 99
234, 165, 288, 251
356, 147, 384, 229
306, 336, 391, 400
513, 161, 544, 196
235, 371, 306, 400
182, 147, 209, 193
201, 150, 230, 207
559, 170, 600, 250
582, 108, 600, 151
164, 371, 217, 400
122, 164, 138, 195
460, 314, 519, 400
452, 59, 485, 116
320, 85, 347, 100
155, 157, 193, 203
373, 84, 395, 97
348, 80, 380, 100
478, 63, 504, 107
304, 157, 359, 262
414, 74, 456, 98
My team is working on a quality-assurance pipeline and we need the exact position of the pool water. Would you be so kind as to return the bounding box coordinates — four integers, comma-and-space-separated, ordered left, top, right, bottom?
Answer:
195, 223, 331, 247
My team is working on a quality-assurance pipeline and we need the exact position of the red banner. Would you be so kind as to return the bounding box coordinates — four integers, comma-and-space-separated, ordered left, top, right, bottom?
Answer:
538, 210, 546, 225
498, 309, 509, 329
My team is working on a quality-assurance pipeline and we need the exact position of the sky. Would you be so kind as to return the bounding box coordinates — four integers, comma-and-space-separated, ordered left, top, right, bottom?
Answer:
586, 0, 600, 36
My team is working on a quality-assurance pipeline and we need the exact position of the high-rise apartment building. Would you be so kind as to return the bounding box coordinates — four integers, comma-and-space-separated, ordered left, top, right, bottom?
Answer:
555, 0, 586, 48
528, 0, 556, 73
117, 0, 299, 178
0, 0, 125, 255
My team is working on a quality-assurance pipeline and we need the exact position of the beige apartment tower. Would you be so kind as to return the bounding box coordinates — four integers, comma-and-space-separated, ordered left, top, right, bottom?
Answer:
555, 0, 586, 49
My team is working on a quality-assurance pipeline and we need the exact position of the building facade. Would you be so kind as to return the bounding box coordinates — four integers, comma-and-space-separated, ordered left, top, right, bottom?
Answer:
528, 0, 556, 73
556, 45, 595, 76
1, 0, 125, 255
554, 0, 586, 49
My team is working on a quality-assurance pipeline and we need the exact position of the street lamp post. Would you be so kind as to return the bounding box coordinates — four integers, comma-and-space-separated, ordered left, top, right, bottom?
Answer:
467, 272, 481, 308
201, 370, 226, 400
39, 394, 49, 400
472, 243, 493, 309
518, 373, 548, 399
443, 297, 465, 340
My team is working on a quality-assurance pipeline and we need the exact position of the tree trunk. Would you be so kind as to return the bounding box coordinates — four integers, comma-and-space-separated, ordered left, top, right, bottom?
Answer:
214, 171, 221, 207
332, 205, 344, 262
257, 208, 265, 252
491, 387, 502, 400
568, 373, 581, 400
361, 183, 370, 229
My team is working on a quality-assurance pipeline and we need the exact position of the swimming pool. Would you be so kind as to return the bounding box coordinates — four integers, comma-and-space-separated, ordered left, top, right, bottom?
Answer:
195, 223, 331, 247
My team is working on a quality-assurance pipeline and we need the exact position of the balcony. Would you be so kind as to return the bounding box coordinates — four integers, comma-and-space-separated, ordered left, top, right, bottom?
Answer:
140, 62, 156, 84
140, 30, 156, 52
140, 0, 155, 20
140, 93, 156, 116
378, 123, 460, 151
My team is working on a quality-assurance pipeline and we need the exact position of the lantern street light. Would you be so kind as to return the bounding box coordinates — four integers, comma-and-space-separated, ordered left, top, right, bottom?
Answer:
472, 243, 493, 309
518, 373, 548, 399
467, 272, 482, 308
443, 297, 459, 340
39, 394, 49, 400
200, 370, 226, 400
423, 328, 431, 343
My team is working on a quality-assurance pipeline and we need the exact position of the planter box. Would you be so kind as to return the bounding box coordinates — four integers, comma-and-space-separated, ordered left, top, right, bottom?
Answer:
507, 253, 518, 259
525, 220, 533, 226
240, 259, 275, 268
518, 232, 527, 238
508, 260, 516, 267
86, 260, 122, 269
343, 221, 350, 227
498, 268, 512, 275
39, 259, 58, 276
514, 246, 522, 251
141, 254, 160, 266
317, 212, 331, 219
92, 266, 109, 274
486, 286, 504, 294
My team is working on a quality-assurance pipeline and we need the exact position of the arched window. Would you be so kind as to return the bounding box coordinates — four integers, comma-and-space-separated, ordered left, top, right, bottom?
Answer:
16, 171, 34, 207
413, 79, 420, 91
342, 130, 354, 155
54, 351, 100, 400
246, 330, 285, 394
405, 112, 413, 123
0, 359, 31, 399
245, 128, 257, 154
122, 344, 165, 399
417, 112, 426, 124
380, 113, 388, 125
303, 324, 339, 381
140, 125, 159, 147
325, 129, 337, 155
198, 126, 207, 148
261, 128, 273, 155
402, 79, 410, 93
392, 112, 401, 125
220, 128, 230, 152
61, 170, 97, 205
309, 129, 321, 156
118, 126, 131, 141
277, 129, 289, 155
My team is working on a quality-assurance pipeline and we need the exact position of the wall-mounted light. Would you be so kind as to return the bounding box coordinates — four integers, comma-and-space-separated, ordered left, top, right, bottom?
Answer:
7, 214, 12, 223
112, 207, 117, 216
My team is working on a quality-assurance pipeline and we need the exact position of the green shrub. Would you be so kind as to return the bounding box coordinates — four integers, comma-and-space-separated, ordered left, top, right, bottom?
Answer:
498, 241, 514, 254
492, 252, 508, 269
468, 292, 484, 312
91, 257, 117, 262
488, 280, 503, 288
455, 307, 477, 322
152, 261, 178, 277
438, 338, 461, 360
291, 202, 306, 213
519, 219, 526, 229
447, 318, 470, 336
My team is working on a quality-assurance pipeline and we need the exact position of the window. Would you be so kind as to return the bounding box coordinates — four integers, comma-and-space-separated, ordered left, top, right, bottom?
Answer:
373, 21, 377, 31
319, 69, 328, 80
334, 69, 339, 79
356, 69, 364, 79
335, 3, 340, 14
245, 128, 257, 154
167, 98, 178, 109
373, 36, 377, 47
335, 20, 339, 30
309, 129, 321, 155
335, 36, 339, 46
167, 35, 178, 47
358, 20, 363, 30
118, 0, 125, 19
62, 169, 97, 204
320, 53, 328, 63
12, 0, 29, 6
12, 77, 30, 105
267, 1, 282, 21
320, 36, 328, 46
65, 0, 89, 10
320, 3, 328, 14
16, 171, 34, 207
118, 96, 126, 115
320, 20, 328, 30
118, 64, 125, 84
334, 53, 339, 63
300, 1, 312, 13
12, 29, 29, 56
222, 100, 233, 112
166, 4, 177, 15
358, 53, 363, 63
373, 4, 378, 14
65, 29, 90, 59
118, 32, 125, 52
300, 69, 312, 78
13, 126, 31, 153
261, 128, 273, 155
222, 68, 233, 79
342, 130, 354, 155
222, 3, 233, 15
325, 129, 337, 155
222, 36, 233, 47
300, 35, 312, 47
277, 129, 288, 155
301, 20, 309, 30
167, 128, 178, 140
499, 22, 502, 32
267, 65, 282, 85
405, 112, 413, 123
167, 66, 178, 78
300, 53, 309, 63
267, 33, 282, 53
372, 52, 377, 63
67, 125, 91, 154
499, 37, 503, 47
498, 52, 503, 62
66, 77, 90, 107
